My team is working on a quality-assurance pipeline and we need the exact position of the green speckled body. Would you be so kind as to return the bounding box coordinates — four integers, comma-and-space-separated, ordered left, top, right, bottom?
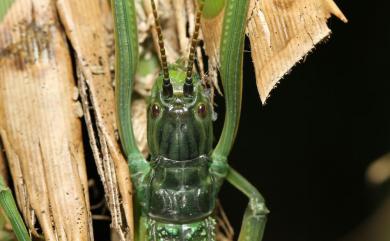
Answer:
147, 217, 216, 241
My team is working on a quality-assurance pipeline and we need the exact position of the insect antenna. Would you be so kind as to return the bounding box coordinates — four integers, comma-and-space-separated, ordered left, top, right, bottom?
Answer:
183, 0, 205, 96
151, 0, 173, 97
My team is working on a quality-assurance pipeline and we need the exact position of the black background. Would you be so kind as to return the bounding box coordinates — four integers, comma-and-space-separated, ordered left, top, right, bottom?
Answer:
215, 1, 390, 241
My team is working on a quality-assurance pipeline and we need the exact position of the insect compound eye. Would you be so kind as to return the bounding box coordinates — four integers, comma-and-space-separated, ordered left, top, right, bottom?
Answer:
151, 104, 161, 119
197, 103, 207, 118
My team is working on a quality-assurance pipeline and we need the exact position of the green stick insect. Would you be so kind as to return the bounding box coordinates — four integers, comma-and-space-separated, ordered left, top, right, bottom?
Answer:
113, 0, 269, 240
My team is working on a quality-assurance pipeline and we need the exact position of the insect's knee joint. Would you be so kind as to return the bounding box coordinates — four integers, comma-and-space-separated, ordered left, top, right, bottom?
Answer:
249, 198, 270, 216
209, 160, 229, 178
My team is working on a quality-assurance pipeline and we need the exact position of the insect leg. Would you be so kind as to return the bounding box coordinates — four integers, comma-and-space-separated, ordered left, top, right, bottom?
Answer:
226, 168, 269, 241
112, 0, 150, 193
211, 0, 249, 174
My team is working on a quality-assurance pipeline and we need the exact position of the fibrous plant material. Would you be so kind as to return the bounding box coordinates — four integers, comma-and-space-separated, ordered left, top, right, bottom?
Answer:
247, 0, 347, 102
56, 0, 134, 240
201, 0, 347, 103
0, 0, 93, 240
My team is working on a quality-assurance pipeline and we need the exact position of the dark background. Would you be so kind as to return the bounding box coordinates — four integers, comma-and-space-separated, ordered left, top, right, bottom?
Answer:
215, 1, 390, 241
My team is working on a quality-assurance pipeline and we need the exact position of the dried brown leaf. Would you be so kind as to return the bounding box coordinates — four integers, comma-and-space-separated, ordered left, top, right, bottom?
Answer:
201, 0, 346, 103
247, 0, 347, 103
0, 0, 93, 240
55, 0, 134, 240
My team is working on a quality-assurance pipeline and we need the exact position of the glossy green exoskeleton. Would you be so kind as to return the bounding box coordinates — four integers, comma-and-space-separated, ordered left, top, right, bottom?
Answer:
112, 0, 269, 240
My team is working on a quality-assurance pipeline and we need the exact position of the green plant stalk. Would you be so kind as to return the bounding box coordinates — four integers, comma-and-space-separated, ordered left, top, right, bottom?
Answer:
0, 176, 30, 241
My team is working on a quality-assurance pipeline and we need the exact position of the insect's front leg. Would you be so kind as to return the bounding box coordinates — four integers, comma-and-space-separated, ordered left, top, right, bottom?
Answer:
111, 0, 151, 201
209, 0, 269, 240
226, 168, 269, 241
209, 0, 250, 197
209, 159, 269, 241
111, 0, 151, 239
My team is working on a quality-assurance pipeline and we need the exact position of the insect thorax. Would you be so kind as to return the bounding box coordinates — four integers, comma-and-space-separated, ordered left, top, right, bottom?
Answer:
147, 216, 216, 241
147, 155, 216, 222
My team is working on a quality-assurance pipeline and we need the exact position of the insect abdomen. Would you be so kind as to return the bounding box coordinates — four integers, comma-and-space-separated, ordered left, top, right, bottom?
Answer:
147, 216, 216, 241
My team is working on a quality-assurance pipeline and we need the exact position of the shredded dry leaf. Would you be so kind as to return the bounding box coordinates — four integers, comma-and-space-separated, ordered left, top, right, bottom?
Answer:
201, 0, 347, 103
247, 0, 347, 103
0, 1, 93, 240
55, 1, 135, 240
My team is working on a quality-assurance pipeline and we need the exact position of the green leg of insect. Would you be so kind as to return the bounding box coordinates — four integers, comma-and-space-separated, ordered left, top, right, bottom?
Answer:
111, 0, 150, 197
210, 0, 270, 239
111, 0, 150, 240
210, 0, 249, 178
0, 176, 31, 241
226, 168, 269, 241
